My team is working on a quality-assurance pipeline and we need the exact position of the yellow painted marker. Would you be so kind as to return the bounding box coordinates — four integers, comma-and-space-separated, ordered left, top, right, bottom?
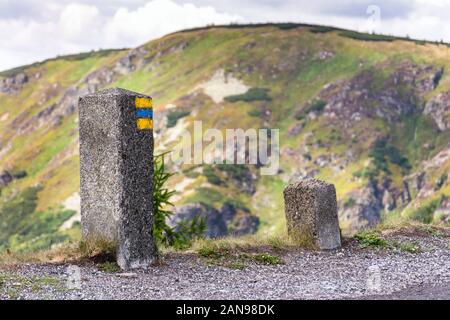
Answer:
135, 97, 153, 109
136, 118, 153, 130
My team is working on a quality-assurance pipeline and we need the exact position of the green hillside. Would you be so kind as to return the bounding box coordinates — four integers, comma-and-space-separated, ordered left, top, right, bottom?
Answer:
1, 24, 450, 252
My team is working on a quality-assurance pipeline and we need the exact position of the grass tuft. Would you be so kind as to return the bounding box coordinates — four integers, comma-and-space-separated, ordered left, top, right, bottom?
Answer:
252, 253, 284, 265
97, 262, 120, 273
0, 237, 117, 265
354, 231, 387, 248
391, 241, 421, 253
224, 88, 272, 103
193, 236, 286, 269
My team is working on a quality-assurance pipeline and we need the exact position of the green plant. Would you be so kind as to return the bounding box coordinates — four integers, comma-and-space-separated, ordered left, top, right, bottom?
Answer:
248, 109, 262, 117
0, 186, 74, 252
343, 197, 356, 209
11, 170, 27, 179
172, 216, 206, 250
78, 237, 117, 260
435, 173, 448, 191
224, 88, 272, 103
227, 261, 246, 270
222, 199, 250, 213
153, 154, 205, 249
369, 138, 411, 176
433, 68, 443, 88
216, 164, 250, 180
276, 23, 301, 30
153, 153, 177, 246
354, 231, 387, 248
166, 110, 190, 128
410, 199, 441, 224
203, 166, 222, 185
310, 26, 337, 33
304, 100, 327, 114
198, 244, 230, 259
391, 241, 421, 253
252, 253, 284, 265
418, 225, 447, 238
97, 261, 120, 273
339, 31, 395, 42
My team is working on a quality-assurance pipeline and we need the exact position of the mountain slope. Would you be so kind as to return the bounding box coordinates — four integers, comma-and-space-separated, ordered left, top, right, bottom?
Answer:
1, 24, 450, 251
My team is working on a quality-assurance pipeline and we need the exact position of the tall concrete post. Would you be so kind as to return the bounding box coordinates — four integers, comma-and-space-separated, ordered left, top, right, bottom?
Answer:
78, 88, 156, 270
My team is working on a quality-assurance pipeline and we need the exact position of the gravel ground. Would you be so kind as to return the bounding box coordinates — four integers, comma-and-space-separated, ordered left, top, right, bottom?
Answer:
1, 231, 449, 300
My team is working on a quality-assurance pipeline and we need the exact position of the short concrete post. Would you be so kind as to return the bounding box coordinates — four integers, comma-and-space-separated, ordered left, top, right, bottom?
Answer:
283, 178, 341, 250
78, 88, 156, 270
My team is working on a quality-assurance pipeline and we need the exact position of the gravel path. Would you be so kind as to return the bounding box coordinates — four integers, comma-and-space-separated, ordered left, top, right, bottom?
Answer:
1, 231, 449, 300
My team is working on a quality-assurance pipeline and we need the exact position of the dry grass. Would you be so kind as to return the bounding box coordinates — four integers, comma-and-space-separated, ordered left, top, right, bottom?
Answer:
187, 234, 301, 255
186, 235, 291, 269
372, 216, 449, 237
0, 237, 116, 266
2, 220, 447, 266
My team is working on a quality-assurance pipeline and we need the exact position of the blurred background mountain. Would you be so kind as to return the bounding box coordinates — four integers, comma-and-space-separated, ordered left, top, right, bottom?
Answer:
0, 23, 449, 252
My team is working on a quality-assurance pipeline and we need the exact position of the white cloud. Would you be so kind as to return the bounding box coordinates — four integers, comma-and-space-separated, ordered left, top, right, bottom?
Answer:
0, 0, 449, 71
0, 0, 242, 71
104, 0, 242, 46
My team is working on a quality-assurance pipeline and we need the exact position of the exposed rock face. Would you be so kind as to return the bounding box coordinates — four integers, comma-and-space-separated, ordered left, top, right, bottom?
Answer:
0, 72, 28, 94
339, 181, 383, 234
171, 203, 259, 238
171, 204, 227, 238
221, 203, 260, 236
424, 92, 450, 131
284, 178, 341, 250
318, 62, 441, 127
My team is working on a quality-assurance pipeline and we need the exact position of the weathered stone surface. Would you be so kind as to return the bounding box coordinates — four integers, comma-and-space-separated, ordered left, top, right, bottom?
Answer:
424, 91, 450, 131
79, 88, 156, 270
284, 178, 341, 250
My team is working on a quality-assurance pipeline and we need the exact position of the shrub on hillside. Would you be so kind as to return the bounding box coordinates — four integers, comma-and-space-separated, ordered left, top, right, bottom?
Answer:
410, 199, 441, 224
340, 31, 394, 42
166, 110, 190, 128
203, 166, 222, 185
224, 88, 272, 103
0, 186, 74, 252
307, 100, 327, 113
369, 138, 411, 175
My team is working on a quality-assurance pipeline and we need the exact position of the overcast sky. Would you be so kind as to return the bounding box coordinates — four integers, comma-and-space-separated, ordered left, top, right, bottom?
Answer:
1, 0, 449, 71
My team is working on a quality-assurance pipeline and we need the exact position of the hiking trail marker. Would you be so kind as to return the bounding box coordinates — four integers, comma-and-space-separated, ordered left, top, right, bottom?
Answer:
78, 88, 156, 270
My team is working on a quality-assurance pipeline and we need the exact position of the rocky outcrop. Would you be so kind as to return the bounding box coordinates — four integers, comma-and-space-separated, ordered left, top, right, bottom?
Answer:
318, 62, 442, 127
170, 203, 259, 238
0, 72, 28, 94
339, 180, 383, 234
424, 92, 450, 131
339, 172, 434, 234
